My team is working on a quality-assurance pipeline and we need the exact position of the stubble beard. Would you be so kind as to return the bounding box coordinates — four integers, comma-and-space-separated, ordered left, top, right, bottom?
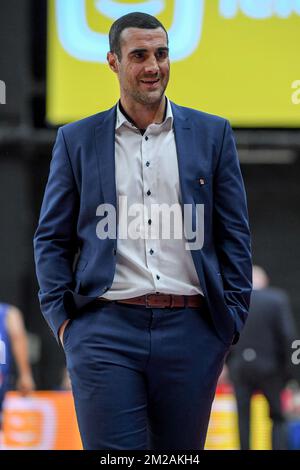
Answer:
131, 79, 168, 107
133, 89, 163, 106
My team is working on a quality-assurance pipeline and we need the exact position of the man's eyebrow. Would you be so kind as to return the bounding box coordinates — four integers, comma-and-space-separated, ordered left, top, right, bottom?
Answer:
129, 48, 148, 55
129, 46, 169, 55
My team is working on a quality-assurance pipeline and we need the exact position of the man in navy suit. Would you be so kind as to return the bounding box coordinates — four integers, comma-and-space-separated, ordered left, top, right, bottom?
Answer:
33, 12, 252, 450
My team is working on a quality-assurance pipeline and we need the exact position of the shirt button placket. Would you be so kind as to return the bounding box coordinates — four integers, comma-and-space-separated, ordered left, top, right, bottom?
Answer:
143, 133, 151, 270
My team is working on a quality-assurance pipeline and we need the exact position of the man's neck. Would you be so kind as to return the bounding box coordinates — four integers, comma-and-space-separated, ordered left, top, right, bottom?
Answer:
119, 96, 167, 131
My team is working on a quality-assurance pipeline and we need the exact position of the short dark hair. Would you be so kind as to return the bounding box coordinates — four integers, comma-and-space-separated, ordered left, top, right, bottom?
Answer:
109, 12, 168, 60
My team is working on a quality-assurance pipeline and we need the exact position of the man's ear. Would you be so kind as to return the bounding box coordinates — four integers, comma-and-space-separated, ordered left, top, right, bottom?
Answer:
107, 52, 119, 73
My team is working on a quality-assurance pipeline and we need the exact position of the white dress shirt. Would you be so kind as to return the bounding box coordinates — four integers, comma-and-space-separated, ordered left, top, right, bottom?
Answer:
101, 97, 203, 299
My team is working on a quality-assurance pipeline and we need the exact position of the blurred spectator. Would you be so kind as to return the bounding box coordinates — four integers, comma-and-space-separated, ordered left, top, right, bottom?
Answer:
0, 303, 35, 435
226, 265, 298, 449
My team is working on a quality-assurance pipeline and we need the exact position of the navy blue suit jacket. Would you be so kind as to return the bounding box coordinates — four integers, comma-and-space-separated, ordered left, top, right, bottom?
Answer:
33, 101, 252, 346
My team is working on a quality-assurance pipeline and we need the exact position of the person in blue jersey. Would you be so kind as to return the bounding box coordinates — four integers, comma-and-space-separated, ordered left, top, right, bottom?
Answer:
0, 303, 35, 433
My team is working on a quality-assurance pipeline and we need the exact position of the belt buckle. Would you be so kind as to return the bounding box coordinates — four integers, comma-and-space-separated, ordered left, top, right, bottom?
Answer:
145, 293, 154, 308
145, 294, 153, 308
145, 293, 172, 308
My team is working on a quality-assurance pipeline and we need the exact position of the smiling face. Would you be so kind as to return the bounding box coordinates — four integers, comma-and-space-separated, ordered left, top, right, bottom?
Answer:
107, 27, 170, 108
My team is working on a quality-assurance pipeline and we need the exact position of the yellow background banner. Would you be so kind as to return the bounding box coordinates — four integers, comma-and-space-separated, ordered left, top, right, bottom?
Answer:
47, 0, 300, 126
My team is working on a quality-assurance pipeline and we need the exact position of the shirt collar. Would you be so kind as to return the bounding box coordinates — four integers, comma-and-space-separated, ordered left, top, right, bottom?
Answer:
115, 97, 173, 132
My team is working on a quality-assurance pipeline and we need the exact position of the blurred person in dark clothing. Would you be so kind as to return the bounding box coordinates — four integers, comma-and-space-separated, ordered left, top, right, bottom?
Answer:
226, 265, 297, 450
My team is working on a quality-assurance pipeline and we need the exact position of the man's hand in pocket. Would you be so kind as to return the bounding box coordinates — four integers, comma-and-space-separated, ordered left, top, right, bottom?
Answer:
59, 319, 70, 348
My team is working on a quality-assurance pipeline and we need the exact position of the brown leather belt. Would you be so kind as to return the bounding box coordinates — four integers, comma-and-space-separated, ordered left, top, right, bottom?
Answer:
97, 293, 204, 309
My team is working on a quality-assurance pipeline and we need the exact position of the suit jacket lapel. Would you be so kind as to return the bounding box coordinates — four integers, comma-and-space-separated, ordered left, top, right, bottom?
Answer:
95, 105, 117, 210
171, 101, 204, 234
171, 102, 193, 204
171, 101, 207, 289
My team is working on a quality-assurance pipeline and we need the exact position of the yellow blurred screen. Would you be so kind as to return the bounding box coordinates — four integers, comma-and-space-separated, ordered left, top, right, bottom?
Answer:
47, 0, 300, 126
